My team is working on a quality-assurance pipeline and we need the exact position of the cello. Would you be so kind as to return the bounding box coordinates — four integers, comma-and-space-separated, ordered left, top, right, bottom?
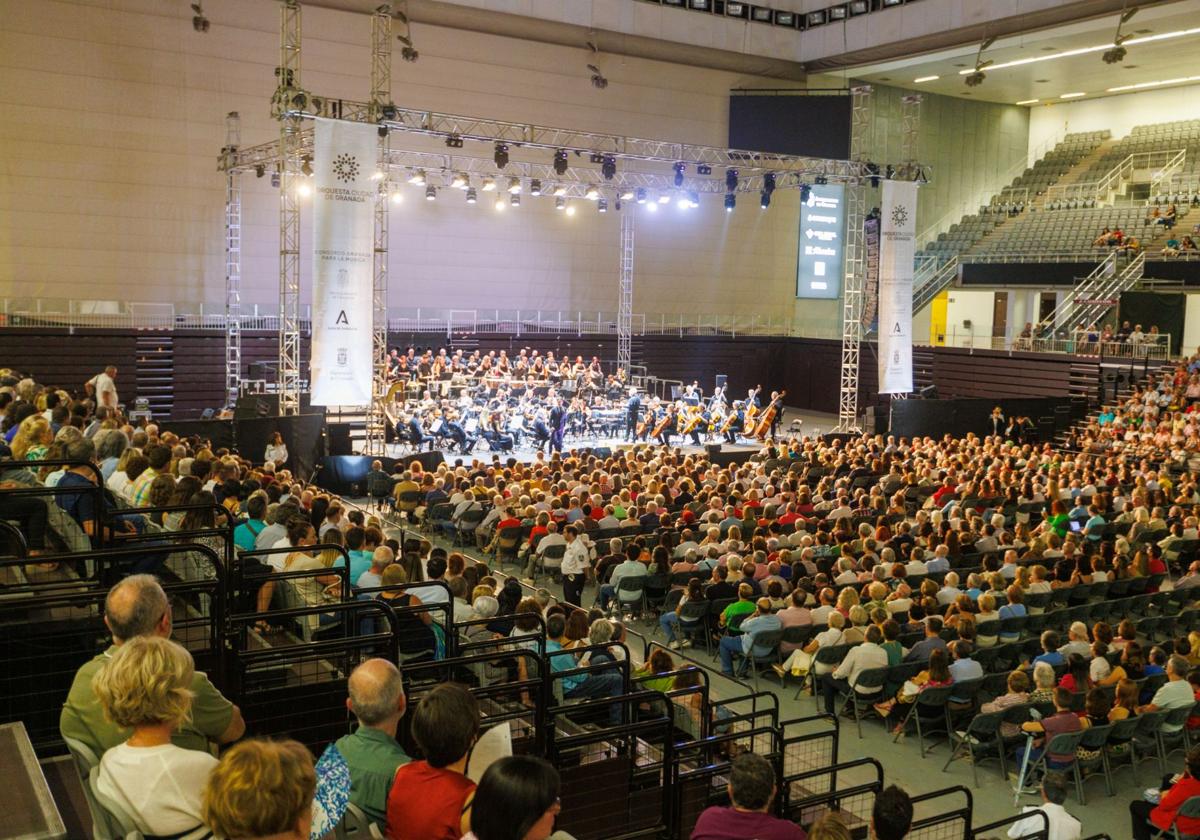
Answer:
753, 391, 787, 441
741, 385, 763, 434
651, 405, 675, 440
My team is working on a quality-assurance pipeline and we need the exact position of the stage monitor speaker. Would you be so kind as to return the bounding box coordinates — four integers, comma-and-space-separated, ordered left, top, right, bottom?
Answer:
705, 443, 722, 457
398, 451, 446, 471
327, 423, 353, 456
714, 375, 727, 391
590, 446, 613, 459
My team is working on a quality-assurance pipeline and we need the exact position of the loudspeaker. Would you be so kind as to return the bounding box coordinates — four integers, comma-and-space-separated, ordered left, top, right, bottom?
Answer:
707, 449, 755, 468
327, 423, 353, 456
705, 443, 722, 456
714, 375, 728, 391
399, 451, 446, 471
590, 446, 613, 459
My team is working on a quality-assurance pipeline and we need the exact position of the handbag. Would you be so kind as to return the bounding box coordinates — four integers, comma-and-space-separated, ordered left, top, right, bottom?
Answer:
790, 650, 815, 677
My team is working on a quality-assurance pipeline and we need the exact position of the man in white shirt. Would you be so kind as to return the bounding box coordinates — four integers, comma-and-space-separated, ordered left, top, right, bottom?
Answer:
86, 366, 120, 409
810, 588, 837, 625
598, 547, 648, 613
925, 545, 951, 574
822, 624, 889, 715
558, 525, 592, 607
1141, 655, 1195, 732
1058, 622, 1092, 659
1007, 774, 1080, 840
936, 571, 962, 606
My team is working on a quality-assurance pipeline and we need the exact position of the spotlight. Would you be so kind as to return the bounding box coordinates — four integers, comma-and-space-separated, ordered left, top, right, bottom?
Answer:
673, 162, 686, 187
191, 2, 210, 32
270, 171, 281, 188
598, 199, 608, 213
866, 162, 881, 188
601, 155, 617, 180
588, 64, 608, 89
585, 184, 600, 200
401, 46, 419, 62
408, 169, 426, 185
566, 203, 576, 216
494, 195, 506, 211
553, 184, 567, 196
760, 190, 770, 209
530, 179, 542, 196
724, 193, 736, 211
688, 190, 700, 207
815, 175, 829, 185
507, 177, 521, 194
300, 155, 313, 177
1103, 46, 1127, 64
676, 193, 690, 210
445, 135, 464, 148
657, 193, 671, 204
425, 185, 436, 201
296, 182, 312, 198
510, 193, 520, 207
646, 201, 658, 213
696, 164, 712, 176
725, 169, 739, 191
450, 172, 468, 189
391, 188, 403, 204
555, 196, 566, 211
636, 188, 647, 204
763, 173, 776, 195
553, 149, 569, 176
481, 177, 496, 192
465, 187, 477, 204
378, 125, 389, 139
619, 188, 634, 201
255, 164, 265, 178
964, 70, 986, 87
494, 143, 509, 169
885, 165, 896, 180
848, 0, 869, 14
799, 183, 812, 203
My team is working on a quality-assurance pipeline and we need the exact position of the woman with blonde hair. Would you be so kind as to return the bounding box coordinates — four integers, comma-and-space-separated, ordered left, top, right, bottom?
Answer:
11, 415, 52, 460
203, 738, 315, 840
93, 636, 217, 839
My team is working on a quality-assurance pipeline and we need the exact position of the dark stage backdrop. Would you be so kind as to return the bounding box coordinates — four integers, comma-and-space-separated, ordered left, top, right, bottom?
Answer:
163, 413, 326, 480
888, 396, 1080, 440
728, 93, 851, 159
1118, 291, 1185, 355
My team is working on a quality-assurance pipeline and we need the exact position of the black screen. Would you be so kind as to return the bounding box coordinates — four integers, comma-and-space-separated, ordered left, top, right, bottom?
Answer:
728, 93, 851, 159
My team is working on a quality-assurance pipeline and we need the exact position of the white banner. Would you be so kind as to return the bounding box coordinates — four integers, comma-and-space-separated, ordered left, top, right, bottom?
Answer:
878, 180, 918, 394
310, 117, 376, 406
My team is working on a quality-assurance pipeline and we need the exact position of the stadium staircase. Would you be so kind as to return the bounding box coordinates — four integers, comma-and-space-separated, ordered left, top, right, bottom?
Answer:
134, 334, 174, 418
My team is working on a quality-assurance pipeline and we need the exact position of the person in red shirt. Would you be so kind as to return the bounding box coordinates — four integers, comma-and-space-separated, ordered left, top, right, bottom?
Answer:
1130, 745, 1200, 840
386, 684, 479, 840
690, 752, 805, 840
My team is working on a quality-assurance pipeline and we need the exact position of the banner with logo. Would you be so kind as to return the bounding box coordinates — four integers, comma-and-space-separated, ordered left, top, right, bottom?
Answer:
311, 117, 376, 406
878, 180, 918, 394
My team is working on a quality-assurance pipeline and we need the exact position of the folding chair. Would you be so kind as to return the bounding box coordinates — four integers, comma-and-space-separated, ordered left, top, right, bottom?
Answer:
336, 803, 385, 839
944, 708, 1007, 786
1148, 795, 1200, 839
733, 628, 784, 691
615, 575, 648, 619
1023, 730, 1087, 803
831, 666, 889, 739
894, 684, 954, 757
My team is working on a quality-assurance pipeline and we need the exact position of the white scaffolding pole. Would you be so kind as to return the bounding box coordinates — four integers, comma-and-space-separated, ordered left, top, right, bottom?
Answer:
365, 4, 392, 456
222, 112, 242, 409
275, 0, 303, 416
835, 85, 873, 433
617, 209, 634, 376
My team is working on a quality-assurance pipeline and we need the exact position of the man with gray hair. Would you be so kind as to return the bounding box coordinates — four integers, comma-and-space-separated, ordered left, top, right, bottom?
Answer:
356, 545, 394, 589
315, 658, 409, 823
59, 574, 244, 757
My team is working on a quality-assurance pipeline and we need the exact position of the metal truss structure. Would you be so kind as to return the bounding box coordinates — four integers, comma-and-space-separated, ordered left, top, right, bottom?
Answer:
890, 93, 923, 404
221, 112, 242, 409
274, 0, 304, 416
835, 85, 874, 433
618, 210, 634, 376
364, 4, 393, 457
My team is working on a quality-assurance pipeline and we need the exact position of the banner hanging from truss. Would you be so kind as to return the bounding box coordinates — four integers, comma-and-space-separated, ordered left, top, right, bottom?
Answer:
878, 180, 918, 395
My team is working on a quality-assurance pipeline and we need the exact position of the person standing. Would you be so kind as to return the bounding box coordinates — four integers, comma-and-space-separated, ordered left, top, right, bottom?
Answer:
625, 389, 641, 442
560, 525, 590, 607
548, 400, 566, 454
86, 365, 120, 410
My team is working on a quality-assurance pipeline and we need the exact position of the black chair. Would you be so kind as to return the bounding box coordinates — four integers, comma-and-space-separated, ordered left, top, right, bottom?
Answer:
894, 684, 954, 757
943, 708, 1007, 786
831, 666, 889, 739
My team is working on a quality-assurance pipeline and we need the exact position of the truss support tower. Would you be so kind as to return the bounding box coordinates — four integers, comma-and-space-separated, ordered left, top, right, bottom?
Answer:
275, 0, 303, 416
836, 85, 874, 433
618, 209, 634, 378
891, 93, 923, 404
365, 4, 393, 456
223, 112, 242, 410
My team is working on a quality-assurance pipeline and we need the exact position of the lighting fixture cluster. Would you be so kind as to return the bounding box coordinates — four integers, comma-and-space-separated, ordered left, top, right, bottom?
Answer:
646, 0, 912, 29
954, 25, 1200, 78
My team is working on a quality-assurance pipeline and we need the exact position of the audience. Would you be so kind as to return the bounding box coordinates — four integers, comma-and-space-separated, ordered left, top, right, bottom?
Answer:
690, 752, 806, 839
202, 738, 316, 840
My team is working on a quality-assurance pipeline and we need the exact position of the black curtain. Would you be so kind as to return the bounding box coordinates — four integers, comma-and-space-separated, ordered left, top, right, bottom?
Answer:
1118, 291, 1185, 355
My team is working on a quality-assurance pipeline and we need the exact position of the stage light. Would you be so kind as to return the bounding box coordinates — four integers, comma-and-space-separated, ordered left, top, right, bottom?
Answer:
965, 70, 986, 87
763, 173, 776, 195
688, 190, 700, 207
466, 187, 477, 204
800, 183, 811, 202
450, 172, 468, 189
885, 165, 896, 180
445, 135, 464, 148
371, 168, 385, 181
254, 164, 265, 178
724, 193, 735, 212
598, 199, 608, 213
408, 169, 426, 185
676, 193, 690, 209
635, 188, 647, 204
815, 175, 828, 185
191, 2, 210, 32
601, 155, 617, 180
553, 184, 567, 196
566, 203, 576, 216
673, 162, 686, 187
657, 193, 671, 204
300, 155, 313, 177
494, 143, 509, 169
270, 171, 281, 188
530, 179, 542, 196
646, 201, 658, 213
555, 196, 566, 210
510, 194, 520, 207
391, 188, 403, 204
775, 11, 795, 26
619, 188, 634, 201
725, 169, 739, 191
848, 0, 869, 15
696, 164, 712, 176
806, 10, 826, 26
296, 181, 312, 198
585, 184, 600, 200
553, 149, 569, 176
760, 190, 770, 209
507, 177, 521, 194
494, 195, 505, 210
425, 185, 436, 201
828, 5, 848, 21
481, 177, 496, 192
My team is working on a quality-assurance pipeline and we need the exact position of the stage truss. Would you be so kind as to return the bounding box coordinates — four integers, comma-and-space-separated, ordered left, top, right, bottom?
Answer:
218, 0, 926, 450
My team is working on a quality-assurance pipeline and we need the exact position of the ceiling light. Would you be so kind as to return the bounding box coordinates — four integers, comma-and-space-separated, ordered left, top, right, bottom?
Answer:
965, 71, 986, 87
1016, 99, 1040, 105
806, 10, 826, 26
619, 188, 634, 200
956, 26, 1200, 77
390, 188, 403, 204
1060, 92, 1086, 99
657, 193, 671, 204
510, 193, 520, 207
636, 188, 647, 204
494, 195, 505, 211
724, 194, 735, 212
465, 187, 477, 204
494, 143, 509, 169
555, 196, 565, 211
530, 179, 542, 196
507, 177, 521, 194
751, 7, 771, 22
408, 169, 425, 185
1107, 75, 1200, 93
553, 184, 567, 196
598, 199, 608, 213
425, 185, 436, 201
774, 11, 795, 26
450, 172, 468, 189
828, 6, 847, 21
914, 75, 939, 83
848, 0, 869, 15
481, 177, 496, 192
565, 203, 576, 216
726, 2, 747, 18
585, 184, 600, 200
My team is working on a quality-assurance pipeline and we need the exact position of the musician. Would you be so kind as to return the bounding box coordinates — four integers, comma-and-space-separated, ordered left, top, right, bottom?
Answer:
548, 400, 566, 453
443, 409, 476, 454
482, 411, 514, 453
625, 388, 642, 441
685, 406, 709, 446
404, 413, 435, 452
683, 380, 702, 403
655, 403, 678, 447
989, 406, 1006, 436
764, 390, 785, 440
745, 387, 761, 411
531, 407, 552, 453
708, 385, 726, 410
723, 401, 743, 445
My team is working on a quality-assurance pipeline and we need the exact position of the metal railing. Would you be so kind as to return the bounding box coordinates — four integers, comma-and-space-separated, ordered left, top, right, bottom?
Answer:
1043, 149, 1187, 208
1150, 148, 1188, 197
912, 256, 959, 314
957, 251, 1110, 264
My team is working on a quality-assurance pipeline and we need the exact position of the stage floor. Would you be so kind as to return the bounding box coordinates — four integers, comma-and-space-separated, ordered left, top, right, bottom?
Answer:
367, 406, 837, 464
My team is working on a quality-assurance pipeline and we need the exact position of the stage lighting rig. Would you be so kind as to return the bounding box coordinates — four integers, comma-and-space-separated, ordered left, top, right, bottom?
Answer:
445, 135, 464, 148
553, 149, 569, 175
191, 2, 210, 32
673, 162, 686, 187
696, 164, 712, 175
1104, 8, 1137, 65
725, 169, 738, 191
763, 173, 776, 195
494, 143, 509, 169
530, 179, 542, 196
964, 36, 995, 88
601, 155, 617, 180
396, 9, 419, 62
724, 194, 735, 212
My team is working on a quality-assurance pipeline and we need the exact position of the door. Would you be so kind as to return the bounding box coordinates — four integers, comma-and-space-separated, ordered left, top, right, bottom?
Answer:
992, 292, 1008, 338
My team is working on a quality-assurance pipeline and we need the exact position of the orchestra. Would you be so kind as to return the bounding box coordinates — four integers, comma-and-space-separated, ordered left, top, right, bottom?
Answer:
381, 344, 785, 454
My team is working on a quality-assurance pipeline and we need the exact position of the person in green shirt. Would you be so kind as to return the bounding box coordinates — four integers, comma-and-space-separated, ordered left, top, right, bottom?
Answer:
316, 658, 411, 825
719, 583, 758, 633
59, 574, 245, 757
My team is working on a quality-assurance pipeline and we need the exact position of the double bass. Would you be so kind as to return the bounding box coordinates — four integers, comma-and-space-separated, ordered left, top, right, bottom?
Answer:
719, 402, 742, 435
753, 391, 787, 441
741, 385, 764, 434
651, 405, 675, 439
